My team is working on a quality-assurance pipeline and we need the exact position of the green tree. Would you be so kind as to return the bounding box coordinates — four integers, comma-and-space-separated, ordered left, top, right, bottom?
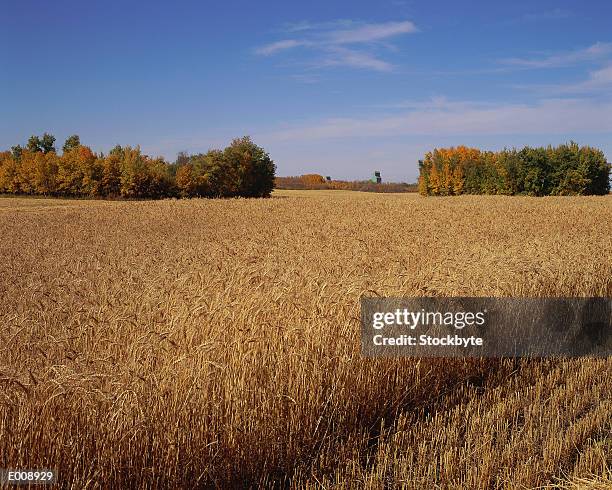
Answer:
11, 145, 23, 160
497, 149, 520, 195
62, 135, 81, 153
440, 160, 452, 195
417, 159, 429, 195
40, 133, 56, 153
223, 136, 276, 197
580, 145, 610, 195
518, 147, 551, 196
26, 133, 56, 154
200, 149, 237, 197
146, 157, 174, 198
27, 135, 42, 153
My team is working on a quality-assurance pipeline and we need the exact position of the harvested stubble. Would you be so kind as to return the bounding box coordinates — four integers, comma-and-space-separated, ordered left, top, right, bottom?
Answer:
0, 190, 610, 489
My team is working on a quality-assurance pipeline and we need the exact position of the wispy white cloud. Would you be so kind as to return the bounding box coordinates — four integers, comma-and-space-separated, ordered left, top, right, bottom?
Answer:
255, 19, 417, 72
372, 96, 498, 110
280, 19, 357, 33
500, 42, 612, 68
325, 21, 417, 44
258, 97, 612, 143
255, 39, 311, 55
289, 73, 321, 84
318, 47, 393, 72
584, 65, 612, 87
516, 64, 612, 95
522, 8, 571, 22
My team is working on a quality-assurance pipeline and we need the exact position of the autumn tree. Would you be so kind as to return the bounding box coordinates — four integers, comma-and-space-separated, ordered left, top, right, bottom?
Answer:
300, 174, 326, 188
441, 160, 452, 195
427, 151, 441, 195
56, 145, 101, 196
29, 151, 60, 194
117, 147, 173, 198
0, 151, 20, 193
145, 157, 174, 198
100, 152, 122, 197
176, 151, 190, 166
118, 146, 149, 198
175, 164, 197, 197
452, 164, 464, 195
9, 149, 59, 195
16, 150, 37, 194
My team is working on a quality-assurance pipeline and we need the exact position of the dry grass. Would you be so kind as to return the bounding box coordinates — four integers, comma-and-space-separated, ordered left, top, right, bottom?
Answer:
1, 191, 610, 489
546, 472, 611, 489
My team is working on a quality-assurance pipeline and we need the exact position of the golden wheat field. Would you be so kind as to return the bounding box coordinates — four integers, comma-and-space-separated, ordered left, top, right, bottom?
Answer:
1, 190, 611, 489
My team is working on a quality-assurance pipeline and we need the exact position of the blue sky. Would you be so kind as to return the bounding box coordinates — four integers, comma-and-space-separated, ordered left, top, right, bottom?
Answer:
2, 0, 612, 182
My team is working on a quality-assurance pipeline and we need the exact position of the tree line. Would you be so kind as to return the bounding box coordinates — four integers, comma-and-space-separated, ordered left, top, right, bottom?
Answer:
0, 134, 276, 199
275, 174, 418, 193
418, 143, 610, 196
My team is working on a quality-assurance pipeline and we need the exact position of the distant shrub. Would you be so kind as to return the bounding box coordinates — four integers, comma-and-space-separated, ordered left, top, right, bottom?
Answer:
275, 175, 417, 193
174, 137, 276, 198
301, 174, 327, 186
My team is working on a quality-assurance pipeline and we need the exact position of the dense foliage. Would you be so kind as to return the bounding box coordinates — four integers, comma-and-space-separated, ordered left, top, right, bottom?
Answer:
0, 135, 275, 199
418, 143, 611, 196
